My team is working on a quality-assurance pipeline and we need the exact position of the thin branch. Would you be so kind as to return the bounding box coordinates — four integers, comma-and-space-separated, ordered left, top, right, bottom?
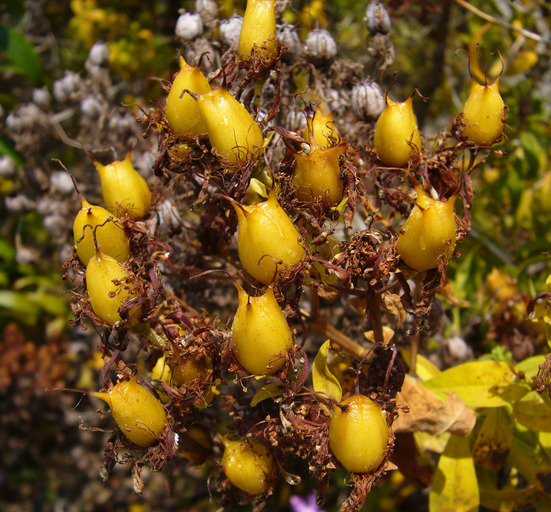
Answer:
454, 0, 545, 43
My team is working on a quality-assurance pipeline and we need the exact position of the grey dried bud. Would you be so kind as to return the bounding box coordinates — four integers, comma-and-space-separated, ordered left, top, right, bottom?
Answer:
304, 29, 338, 65
278, 24, 302, 60
176, 12, 204, 40
89, 42, 110, 66
351, 81, 385, 120
220, 16, 243, 48
5, 194, 35, 215
32, 88, 51, 108
365, 1, 392, 35
367, 32, 395, 68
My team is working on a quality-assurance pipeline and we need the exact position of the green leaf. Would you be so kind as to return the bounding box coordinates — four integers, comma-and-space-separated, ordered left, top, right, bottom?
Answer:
513, 391, 551, 432
0, 290, 40, 318
429, 434, 479, 512
251, 383, 284, 407
507, 433, 551, 491
421, 360, 529, 408
473, 408, 513, 470
312, 340, 342, 402
479, 483, 543, 512
0, 25, 43, 85
516, 355, 547, 381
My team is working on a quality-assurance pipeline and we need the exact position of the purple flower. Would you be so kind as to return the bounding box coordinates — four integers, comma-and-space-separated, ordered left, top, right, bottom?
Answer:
289, 493, 326, 512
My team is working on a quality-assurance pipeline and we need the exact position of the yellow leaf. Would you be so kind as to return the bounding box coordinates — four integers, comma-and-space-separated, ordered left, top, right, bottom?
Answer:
421, 361, 529, 408
429, 434, 479, 512
473, 408, 513, 471
312, 340, 342, 402
480, 483, 543, 512
401, 348, 441, 381
516, 355, 546, 381
251, 383, 284, 407
513, 391, 551, 432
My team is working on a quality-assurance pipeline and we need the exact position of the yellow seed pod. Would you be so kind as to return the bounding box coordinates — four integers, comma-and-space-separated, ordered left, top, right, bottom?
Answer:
171, 354, 212, 386
73, 197, 130, 266
86, 249, 142, 326
329, 394, 389, 473
396, 186, 457, 272
239, 0, 278, 65
91, 376, 167, 447
231, 284, 294, 375
302, 106, 341, 148
291, 142, 347, 206
459, 78, 506, 146
233, 190, 305, 284
165, 56, 211, 136
179, 426, 212, 464
373, 95, 422, 167
93, 152, 152, 220
486, 267, 517, 302
193, 88, 264, 165
221, 437, 274, 495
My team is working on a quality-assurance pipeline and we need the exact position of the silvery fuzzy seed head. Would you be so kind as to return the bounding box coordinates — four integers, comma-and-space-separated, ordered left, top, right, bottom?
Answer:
53, 72, 82, 102
0, 155, 16, 178
6, 113, 23, 133
365, 1, 392, 35
32, 88, 51, 108
304, 29, 338, 65
89, 42, 110, 66
220, 16, 243, 48
367, 32, 395, 67
154, 198, 183, 235
43, 214, 67, 238
50, 171, 75, 195
176, 12, 204, 40
195, 0, 218, 28
278, 24, 302, 59
5, 194, 35, 215
351, 81, 385, 120
285, 109, 307, 133
80, 96, 102, 118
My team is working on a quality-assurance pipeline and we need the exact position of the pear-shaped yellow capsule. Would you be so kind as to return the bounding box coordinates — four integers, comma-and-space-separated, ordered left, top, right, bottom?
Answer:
459, 78, 506, 146
93, 152, 152, 220
73, 197, 130, 265
233, 191, 305, 284
165, 56, 211, 136
291, 141, 346, 206
239, 0, 278, 65
302, 106, 341, 148
373, 95, 422, 167
221, 436, 274, 495
396, 186, 457, 272
193, 88, 264, 165
231, 284, 294, 375
329, 394, 389, 473
91, 376, 167, 447
86, 249, 142, 326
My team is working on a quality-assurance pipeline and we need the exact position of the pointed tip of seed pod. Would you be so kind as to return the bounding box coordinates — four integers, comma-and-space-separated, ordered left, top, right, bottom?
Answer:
89, 390, 110, 404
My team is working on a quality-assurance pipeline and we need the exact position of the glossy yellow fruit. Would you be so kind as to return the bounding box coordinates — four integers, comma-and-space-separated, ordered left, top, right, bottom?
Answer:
193, 88, 264, 165
165, 56, 211, 136
233, 190, 305, 284
172, 353, 214, 407
460, 78, 506, 146
73, 197, 130, 265
396, 186, 457, 271
93, 152, 152, 220
329, 394, 389, 473
179, 426, 212, 464
86, 250, 142, 326
373, 95, 422, 167
221, 437, 274, 495
291, 141, 346, 206
239, 0, 278, 65
302, 106, 341, 148
486, 267, 517, 302
231, 284, 293, 375
91, 376, 167, 447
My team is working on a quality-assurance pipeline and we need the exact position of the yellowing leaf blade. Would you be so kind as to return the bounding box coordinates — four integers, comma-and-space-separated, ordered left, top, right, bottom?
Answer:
513, 391, 551, 432
251, 383, 284, 407
312, 340, 342, 402
429, 434, 479, 512
421, 361, 529, 408
473, 407, 513, 470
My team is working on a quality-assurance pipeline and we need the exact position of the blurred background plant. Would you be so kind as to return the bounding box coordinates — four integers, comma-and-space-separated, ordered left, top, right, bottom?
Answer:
1, 0, 550, 511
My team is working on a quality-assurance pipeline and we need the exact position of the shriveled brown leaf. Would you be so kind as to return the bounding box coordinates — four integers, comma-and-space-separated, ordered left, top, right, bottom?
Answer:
382, 293, 407, 328
393, 376, 475, 437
